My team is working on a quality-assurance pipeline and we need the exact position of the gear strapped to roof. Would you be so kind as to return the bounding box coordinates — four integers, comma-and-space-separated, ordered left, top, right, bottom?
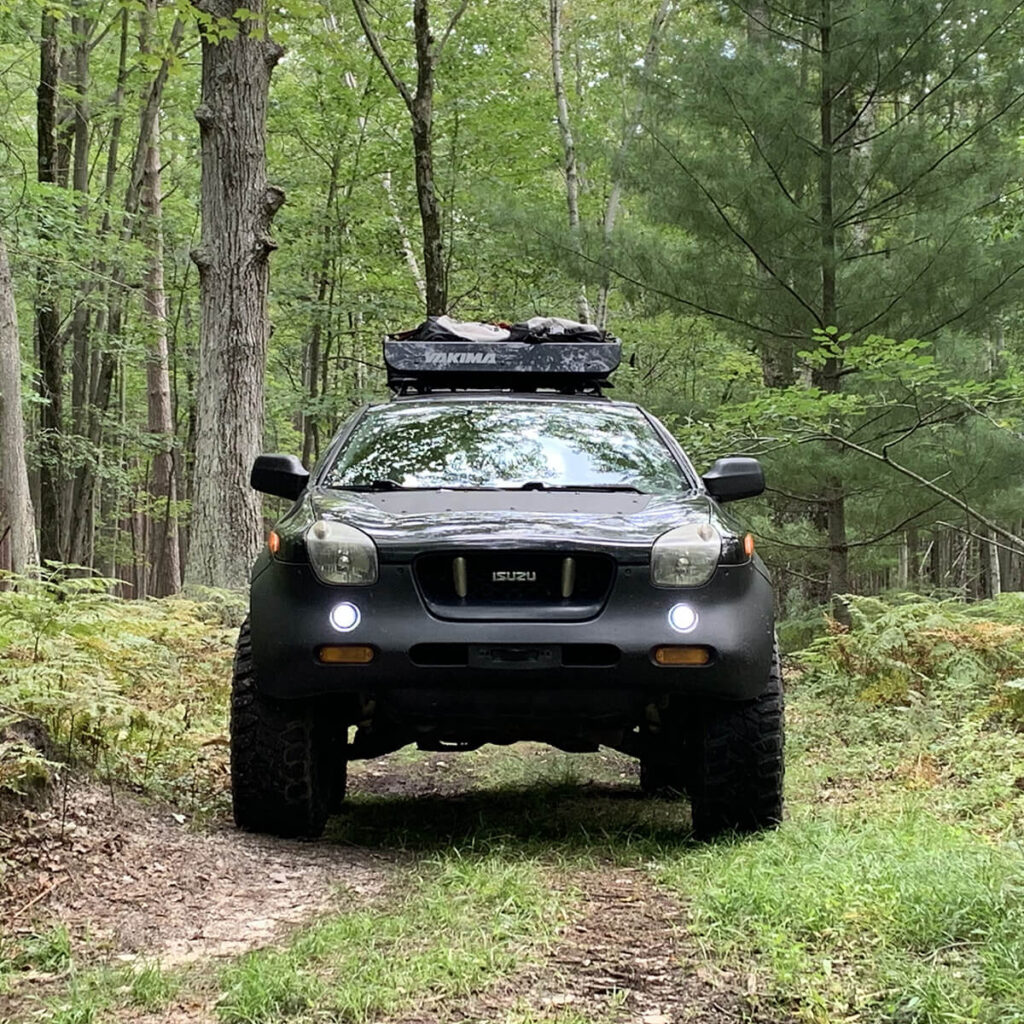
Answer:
384, 316, 621, 393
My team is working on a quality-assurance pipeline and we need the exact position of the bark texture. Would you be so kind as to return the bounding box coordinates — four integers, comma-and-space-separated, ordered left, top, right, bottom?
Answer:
141, 0, 181, 597
37, 12, 64, 562
187, 0, 284, 588
0, 231, 40, 573
594, 0, 675, 330
814, 0, 849, 619
549, 0, 590, 324
352, 0, 466, 316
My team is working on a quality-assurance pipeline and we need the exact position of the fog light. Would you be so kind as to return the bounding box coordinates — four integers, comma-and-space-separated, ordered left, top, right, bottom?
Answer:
329, 602, 361, 632
317, 645, 374, 664
668, 603, 697, 633
654, 645, 711, 666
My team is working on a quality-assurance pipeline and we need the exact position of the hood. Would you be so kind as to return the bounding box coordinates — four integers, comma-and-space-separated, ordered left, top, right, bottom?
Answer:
309, 488, 712, 562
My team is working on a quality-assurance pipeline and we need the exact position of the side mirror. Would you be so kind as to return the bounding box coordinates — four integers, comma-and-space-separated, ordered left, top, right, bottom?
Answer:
702, 457, 764, 502
251, 454, 309, 500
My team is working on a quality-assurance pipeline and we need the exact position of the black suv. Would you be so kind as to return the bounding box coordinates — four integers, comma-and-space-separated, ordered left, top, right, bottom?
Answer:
231, 325, 783, 839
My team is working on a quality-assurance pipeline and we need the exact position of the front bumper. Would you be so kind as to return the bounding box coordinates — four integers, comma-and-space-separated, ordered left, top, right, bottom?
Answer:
249, 558, 775, 705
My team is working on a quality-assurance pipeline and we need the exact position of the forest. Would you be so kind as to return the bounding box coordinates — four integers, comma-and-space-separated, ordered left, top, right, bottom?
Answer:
2, 0, 1024, 612
2, 5, 1024, 1023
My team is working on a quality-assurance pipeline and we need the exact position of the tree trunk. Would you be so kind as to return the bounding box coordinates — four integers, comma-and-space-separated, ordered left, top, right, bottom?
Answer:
64, 13, 185, 571
815, 0, 849, 620
897, 532, 908, 590
411, 0, 445, 315
37, 11, 64, 563
986, 528, 1001, 600
549, 0, 590, 324
0, 230, 40, 574
66, 9, 95, 567
141, 0, 181, 597
594, 0, 675, 330
352, 0, 464, 317
186, 0, 284, 589
383, 169, 427, 308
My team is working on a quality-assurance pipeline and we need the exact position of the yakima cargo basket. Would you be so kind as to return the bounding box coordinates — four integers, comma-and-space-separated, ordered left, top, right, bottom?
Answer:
383, 322, 621, 393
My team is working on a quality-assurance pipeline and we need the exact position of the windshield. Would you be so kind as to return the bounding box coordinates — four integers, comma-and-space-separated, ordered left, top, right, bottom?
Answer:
324, 400, 691, 492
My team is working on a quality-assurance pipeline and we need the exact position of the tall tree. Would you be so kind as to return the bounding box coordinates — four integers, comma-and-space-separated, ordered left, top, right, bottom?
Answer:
0, 229, 39, 574
620, 0, 1024, 602
548, 0, 590, 323
140, 0, 181, 597
352, 0, 469, 315
36, 10, 64, 562
186, 0, 285, 588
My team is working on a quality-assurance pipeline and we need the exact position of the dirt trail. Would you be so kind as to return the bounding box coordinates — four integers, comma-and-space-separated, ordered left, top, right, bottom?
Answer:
2, 780, 391, 967
395, 868, 775, 1024
2, 752, 782, 1024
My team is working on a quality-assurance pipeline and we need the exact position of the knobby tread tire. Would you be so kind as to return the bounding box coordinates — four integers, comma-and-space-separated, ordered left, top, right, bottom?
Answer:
687, 641, 785, 840
230, 619, 332, 838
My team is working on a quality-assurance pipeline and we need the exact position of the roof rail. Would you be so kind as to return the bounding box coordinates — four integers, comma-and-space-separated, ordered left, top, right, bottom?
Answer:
383, 333, 621, 394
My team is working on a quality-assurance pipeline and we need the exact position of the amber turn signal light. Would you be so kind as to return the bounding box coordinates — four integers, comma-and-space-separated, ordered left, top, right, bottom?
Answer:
653, 645, 711, 666
317, 645, 375, 665
268, 530, 281, 554
743, 533, 755, 557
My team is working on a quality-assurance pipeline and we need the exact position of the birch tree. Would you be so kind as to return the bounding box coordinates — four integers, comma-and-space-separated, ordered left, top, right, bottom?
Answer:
548, 0, 589, 323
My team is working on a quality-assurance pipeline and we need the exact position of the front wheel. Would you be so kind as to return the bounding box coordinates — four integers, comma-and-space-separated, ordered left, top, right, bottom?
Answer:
230, 619, 332, 838
686, 642, 785, 839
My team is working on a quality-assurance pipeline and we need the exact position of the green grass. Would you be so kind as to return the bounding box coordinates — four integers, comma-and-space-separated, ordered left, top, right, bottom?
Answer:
5, 591, 1024, 1024
6, 924, 72, 974
18, 960, 185, 1023
125, 961, 182, 1010
216, 855, 564, 1024
660, 810, 1024, 1022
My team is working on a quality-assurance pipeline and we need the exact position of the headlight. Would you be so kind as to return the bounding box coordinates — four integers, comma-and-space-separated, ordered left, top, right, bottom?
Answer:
306, 520, 378, 585
651, 523, 721, 587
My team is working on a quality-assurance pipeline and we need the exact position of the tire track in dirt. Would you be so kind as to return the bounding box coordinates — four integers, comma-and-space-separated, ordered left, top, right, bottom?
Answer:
3, 752, 786, 1024
391, 868, 783, 1024
346, 751, 786, 1024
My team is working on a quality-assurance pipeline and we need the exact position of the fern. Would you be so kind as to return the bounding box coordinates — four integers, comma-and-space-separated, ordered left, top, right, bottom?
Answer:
796, 594, 1024, 726
0, 567, 236, 810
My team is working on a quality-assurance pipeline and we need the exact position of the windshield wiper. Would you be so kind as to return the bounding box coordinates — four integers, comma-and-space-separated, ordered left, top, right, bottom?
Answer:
336, 479, 407, 491
516, 482, 643, 493
333, 481, 504, 492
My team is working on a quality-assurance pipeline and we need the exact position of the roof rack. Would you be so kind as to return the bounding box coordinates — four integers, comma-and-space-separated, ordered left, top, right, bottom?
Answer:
383, 332, 621, 394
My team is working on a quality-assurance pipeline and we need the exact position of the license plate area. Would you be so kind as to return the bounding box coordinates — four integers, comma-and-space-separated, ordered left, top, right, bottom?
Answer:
468, 645, 558, 670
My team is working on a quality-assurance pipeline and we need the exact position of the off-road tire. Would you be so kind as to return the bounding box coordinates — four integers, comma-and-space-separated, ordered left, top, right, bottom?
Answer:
230, 619, 332, 838
686, 641, 785, 839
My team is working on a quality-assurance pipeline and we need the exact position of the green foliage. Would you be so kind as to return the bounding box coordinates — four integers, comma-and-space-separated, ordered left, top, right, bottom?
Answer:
798, 593, 1024, 724
0, 732, 56, 802
124, 962, 181, 1010
0, 569, 236, 809
7, 924, 72, 974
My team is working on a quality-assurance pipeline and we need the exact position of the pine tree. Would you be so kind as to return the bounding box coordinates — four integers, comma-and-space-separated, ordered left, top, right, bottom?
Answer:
622, 0, 1024, 601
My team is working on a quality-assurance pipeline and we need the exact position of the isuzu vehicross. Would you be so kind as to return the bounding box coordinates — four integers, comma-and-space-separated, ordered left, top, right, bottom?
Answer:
232, 320, 783, 840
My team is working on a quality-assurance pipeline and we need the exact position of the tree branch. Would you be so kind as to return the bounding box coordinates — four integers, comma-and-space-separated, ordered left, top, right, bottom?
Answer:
435, 0, 469, 64
815, 430, 1024, 552
648, 130, 823, 325
352, 0, 413, 113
